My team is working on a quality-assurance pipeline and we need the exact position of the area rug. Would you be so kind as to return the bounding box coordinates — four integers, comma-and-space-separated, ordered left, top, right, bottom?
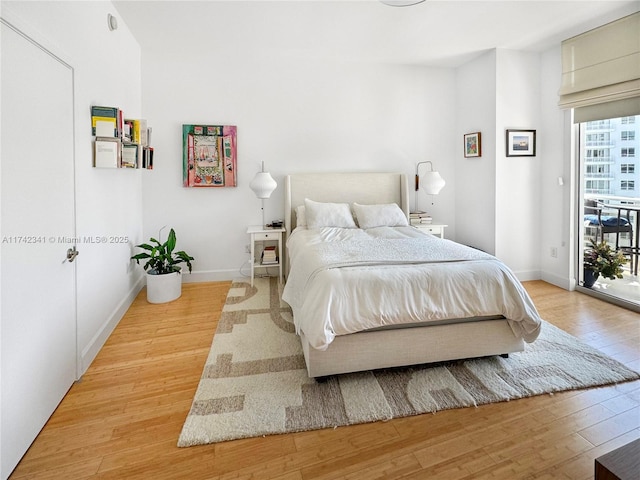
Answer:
178, 277, 640, 447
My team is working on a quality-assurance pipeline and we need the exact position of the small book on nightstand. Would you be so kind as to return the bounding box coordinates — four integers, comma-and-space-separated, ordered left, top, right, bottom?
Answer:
410, 211, 432, 225
261, 245, 278, 264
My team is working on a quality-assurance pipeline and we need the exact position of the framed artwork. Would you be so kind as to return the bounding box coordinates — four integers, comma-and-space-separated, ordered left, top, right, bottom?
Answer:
506, 129, 536, 157
464, 132, 481, 158
183, 124, 237, 187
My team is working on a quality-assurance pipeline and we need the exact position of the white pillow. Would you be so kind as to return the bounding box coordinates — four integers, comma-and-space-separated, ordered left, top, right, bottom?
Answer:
352, 202, 409, 229
304, 198, 357, 229
295, 205, 306, 227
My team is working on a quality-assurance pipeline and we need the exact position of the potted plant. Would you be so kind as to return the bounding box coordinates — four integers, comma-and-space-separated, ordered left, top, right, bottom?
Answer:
131, 228, 194, 303
583, 239, 627, 288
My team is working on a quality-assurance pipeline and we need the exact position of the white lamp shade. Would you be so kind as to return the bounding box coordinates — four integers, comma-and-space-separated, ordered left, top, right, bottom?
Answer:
421, 171, 445, 195
249, 172, 277, 199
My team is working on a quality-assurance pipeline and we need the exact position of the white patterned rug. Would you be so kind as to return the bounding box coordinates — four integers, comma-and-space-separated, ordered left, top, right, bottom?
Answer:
178, 277, 640, 447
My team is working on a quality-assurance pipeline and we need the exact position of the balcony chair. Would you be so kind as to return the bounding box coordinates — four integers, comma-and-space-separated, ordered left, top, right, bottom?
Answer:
584, 199, 637, 275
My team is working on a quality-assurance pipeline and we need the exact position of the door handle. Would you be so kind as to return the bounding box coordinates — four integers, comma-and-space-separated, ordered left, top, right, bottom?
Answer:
66, 247, 79, 263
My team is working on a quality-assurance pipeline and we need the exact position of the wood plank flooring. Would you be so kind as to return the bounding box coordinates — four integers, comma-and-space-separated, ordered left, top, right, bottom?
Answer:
9, 280, 640, 479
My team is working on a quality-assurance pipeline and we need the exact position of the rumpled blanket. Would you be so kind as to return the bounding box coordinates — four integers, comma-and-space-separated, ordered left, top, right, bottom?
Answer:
282, 226, 542, 350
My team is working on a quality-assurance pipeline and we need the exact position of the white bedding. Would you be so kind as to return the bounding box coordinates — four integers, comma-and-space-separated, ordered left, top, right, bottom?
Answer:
282, 226, 542, 351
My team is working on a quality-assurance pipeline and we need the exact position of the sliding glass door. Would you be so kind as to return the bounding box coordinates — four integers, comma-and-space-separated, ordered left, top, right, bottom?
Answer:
577, 114, 640, 308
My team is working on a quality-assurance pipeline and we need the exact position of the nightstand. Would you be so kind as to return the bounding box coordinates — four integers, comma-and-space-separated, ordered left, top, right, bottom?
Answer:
413, 223, 447, 239
247, 225, 285, 287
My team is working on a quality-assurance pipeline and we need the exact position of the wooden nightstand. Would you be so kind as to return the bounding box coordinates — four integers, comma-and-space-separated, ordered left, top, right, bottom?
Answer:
412, 223, 447, 239
247, 225, 285, 287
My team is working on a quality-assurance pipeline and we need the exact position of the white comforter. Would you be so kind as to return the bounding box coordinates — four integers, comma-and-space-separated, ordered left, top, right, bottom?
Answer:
282, 226, 542, 351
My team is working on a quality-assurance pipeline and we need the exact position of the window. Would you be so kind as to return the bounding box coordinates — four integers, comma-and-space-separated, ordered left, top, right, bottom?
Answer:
621, 148, 636, 157
621, 180, 635, 190
586, 179, 611, 192
621, 164, 635, 174
586, 164, 610, 175
587, 149, 607, 158
621, 116, 636, 124
586, 133, 612, 146
621, 131, 636, 141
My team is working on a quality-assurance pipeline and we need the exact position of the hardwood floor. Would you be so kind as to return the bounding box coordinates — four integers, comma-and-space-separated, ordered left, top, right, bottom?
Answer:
10, 280, 640, 480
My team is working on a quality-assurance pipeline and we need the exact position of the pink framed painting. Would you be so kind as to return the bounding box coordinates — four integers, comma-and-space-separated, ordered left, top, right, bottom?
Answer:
183, 124, 237, 187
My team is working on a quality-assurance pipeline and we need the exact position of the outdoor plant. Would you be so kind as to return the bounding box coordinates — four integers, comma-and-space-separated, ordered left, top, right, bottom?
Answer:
131, 228, 194, 275
583, 239, 626, 280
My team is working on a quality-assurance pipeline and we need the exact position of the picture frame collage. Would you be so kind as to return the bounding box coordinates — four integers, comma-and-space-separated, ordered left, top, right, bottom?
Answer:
464, 129, 537, 158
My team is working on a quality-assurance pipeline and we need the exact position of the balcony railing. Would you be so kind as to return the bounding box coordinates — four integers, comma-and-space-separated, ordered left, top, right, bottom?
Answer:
585, 195, 640, 228
585, 189, 615, 195
585, 120, 612, 130
584, 158, 613, 163
585, 141, 615, 147
585, 173, 613, 179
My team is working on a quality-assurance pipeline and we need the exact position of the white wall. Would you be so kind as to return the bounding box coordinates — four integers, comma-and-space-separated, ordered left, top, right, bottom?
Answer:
139, 51, 457, 280
454, 49, 543, 279
495, 50, 541, 279
1, 1, 144, 373
455, 50, 497, 254
539, 46, 576, 290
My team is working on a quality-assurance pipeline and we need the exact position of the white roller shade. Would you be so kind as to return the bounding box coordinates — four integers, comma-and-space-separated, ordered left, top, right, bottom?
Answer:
573, 96, 640, 123
559, 12, 640, 112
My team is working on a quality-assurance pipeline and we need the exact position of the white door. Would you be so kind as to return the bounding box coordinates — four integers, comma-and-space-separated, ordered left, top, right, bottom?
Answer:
1, 21, 77, 478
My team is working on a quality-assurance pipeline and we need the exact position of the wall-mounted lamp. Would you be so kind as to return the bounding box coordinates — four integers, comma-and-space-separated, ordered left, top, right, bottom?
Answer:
249, 162, 277, 227
414, 161, 445, 212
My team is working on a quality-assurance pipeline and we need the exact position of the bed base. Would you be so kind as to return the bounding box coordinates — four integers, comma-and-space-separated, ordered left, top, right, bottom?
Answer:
299, 318, 524, 378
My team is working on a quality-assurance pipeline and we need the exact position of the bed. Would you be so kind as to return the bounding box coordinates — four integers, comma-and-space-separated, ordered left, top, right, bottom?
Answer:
282, 172, 543, 379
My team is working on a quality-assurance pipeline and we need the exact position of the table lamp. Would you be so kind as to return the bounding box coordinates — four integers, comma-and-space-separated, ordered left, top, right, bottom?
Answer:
249, 162, 277, 226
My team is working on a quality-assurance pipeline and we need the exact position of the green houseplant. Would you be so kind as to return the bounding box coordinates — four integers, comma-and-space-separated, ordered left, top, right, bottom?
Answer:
131, 228, 194, 303
583, 239, 626, 287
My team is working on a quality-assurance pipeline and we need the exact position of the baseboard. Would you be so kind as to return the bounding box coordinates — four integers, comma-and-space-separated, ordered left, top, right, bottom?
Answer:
78, 275, 144, 377
540, 271, 573, 291
513, 269, 541, 282
182, 269, 243, 283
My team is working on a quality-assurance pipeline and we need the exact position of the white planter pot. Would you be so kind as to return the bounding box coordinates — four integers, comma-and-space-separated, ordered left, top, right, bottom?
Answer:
146, 269, 182, 304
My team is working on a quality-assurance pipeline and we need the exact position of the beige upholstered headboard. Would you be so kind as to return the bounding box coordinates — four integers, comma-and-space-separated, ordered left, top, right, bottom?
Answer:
284, 172, 410, 240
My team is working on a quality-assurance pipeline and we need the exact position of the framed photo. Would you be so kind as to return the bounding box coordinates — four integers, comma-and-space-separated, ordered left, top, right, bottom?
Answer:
182, 124, 237, 187
506, 129, 536, 157
463, 132, 481, 158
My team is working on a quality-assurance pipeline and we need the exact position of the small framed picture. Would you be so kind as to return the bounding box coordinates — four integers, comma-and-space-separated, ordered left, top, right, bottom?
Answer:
464, 132, 481, 158
506, 129, 536, 157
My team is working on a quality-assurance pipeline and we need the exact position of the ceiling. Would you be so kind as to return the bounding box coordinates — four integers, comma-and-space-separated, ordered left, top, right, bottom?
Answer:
113, 0, 639, 67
